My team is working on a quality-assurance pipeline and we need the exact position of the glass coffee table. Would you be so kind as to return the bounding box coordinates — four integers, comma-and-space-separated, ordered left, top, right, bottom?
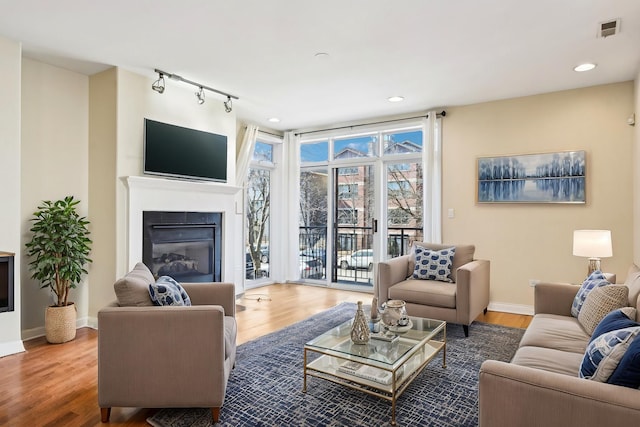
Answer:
303, 316, 446, 426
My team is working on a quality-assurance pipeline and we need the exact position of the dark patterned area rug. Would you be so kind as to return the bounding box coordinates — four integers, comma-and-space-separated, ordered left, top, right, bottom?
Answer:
147, 303, 524, 427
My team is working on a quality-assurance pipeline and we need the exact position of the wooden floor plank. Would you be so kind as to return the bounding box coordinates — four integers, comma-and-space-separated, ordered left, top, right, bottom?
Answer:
0, 283, 531, 426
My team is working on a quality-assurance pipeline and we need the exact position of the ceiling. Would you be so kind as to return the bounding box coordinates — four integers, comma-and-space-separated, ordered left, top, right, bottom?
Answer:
1, 0, 639, 132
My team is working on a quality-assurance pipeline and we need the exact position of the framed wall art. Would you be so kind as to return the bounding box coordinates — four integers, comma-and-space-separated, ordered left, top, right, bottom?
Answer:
477, 150, 586, 204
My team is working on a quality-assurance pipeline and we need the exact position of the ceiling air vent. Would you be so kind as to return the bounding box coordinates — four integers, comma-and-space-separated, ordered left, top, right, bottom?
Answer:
598, 19, 620, 38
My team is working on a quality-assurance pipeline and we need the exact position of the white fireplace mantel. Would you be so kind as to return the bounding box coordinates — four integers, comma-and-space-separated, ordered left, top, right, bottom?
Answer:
125, 175, 242, 195
124, 175, 242, 286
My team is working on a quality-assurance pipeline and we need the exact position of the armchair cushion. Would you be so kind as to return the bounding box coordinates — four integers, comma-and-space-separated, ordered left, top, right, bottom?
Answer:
388, 278, 457, 308
412, 246, 455, 282
114, 262, 155, 307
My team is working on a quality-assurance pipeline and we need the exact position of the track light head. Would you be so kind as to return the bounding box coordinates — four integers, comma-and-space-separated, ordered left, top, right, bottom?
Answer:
224, 96, 233, 113
196, 87, 205, 104
151, 73, 165, 94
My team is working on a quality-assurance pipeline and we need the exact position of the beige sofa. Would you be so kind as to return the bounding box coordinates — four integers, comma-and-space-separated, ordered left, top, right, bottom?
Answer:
98, 263, 237, 423
376, 243, 490, 336
479, 266, 640, 426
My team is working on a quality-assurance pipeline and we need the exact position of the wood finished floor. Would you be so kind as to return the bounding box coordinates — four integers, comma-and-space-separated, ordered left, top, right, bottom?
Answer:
0, 283, 532, 426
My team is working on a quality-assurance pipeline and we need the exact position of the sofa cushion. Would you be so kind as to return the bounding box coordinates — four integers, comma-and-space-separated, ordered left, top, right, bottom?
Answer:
607, 333, 640, 388
388, 278, 456, 309
571, 270, 610, 317
579, 326, 640, 382
413, 243, 474, 283
519, 313, 590, 354
590, 307, 639, 344
578, 285, 629, 335
412, 246, 455, 282
113, 262, 155, 307
511, 345, 584, 376
625, 264, 640, 308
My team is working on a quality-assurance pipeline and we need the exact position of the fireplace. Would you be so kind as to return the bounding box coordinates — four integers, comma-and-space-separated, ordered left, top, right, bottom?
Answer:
142, 212, 222, 282
0, 252, 14, 313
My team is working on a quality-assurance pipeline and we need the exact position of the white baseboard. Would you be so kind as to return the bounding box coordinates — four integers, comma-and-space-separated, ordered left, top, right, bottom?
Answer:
0, 340, 26, 358
488, 301, 534, 316
21, 316, 94, 341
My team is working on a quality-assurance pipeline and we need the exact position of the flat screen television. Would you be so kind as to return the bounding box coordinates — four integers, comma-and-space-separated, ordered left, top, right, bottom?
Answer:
144, 119, 227, 183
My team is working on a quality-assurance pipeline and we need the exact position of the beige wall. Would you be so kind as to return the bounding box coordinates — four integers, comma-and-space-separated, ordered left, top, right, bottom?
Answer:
20, 59, 89, 337
0, 36, 23, 355
88, 68, 118, 318
443, 82, 635, 312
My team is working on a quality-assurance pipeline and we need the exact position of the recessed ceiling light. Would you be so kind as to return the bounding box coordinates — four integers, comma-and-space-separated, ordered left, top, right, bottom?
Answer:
314, 52, 330, 59
268, 117, 281, 123
574, 63, 597, 72
388, 96, 404, 102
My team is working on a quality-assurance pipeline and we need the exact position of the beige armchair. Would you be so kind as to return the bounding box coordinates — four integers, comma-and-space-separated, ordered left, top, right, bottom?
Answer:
376, 243, 490, 336
98, 263, 237, 423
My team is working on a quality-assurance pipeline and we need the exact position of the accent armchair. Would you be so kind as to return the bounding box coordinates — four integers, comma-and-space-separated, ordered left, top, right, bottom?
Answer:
98, 263, 237, 423
376, 243, 490, 336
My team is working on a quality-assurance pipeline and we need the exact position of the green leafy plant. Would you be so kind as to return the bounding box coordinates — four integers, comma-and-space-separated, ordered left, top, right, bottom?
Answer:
25, 196, 93, 307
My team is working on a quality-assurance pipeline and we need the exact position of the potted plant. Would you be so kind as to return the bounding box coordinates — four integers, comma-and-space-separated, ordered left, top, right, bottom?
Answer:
25, 196, 92, 343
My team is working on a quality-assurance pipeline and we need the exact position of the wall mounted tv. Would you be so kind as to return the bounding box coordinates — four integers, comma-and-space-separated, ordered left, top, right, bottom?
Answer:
144, 119, 227, 183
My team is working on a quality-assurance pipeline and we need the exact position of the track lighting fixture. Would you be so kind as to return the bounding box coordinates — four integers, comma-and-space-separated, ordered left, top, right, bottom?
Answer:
151, 68, 238, 112
151, 73, 165, 93
224, 96, 233, 113
196, 87, 205, 104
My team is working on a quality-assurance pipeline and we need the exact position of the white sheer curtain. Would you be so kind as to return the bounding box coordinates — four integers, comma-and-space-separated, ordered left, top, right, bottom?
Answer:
235, 124, 259, 185
423, 113, 442, 243
284, 131, 302, 279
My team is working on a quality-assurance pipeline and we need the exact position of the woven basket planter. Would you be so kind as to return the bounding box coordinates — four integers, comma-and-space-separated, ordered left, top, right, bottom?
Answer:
45, 303, 76, 344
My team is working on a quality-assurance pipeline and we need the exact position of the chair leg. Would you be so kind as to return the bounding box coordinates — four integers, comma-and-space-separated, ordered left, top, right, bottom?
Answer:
212, 407, 221, 423
484, 307, 488, 314
463, 325, 469, 337
100, 407, 111, 423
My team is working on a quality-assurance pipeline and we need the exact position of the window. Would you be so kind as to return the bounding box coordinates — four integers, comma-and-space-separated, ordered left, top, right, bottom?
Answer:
300, 140, 329, 163
338, 183, 358, 199
333, 135, 377, 159
388, 208, 411, 225
253, 141, 273, 162
337, 208, 358, 225
338, 167, 358, 175
383, 130, 423, 155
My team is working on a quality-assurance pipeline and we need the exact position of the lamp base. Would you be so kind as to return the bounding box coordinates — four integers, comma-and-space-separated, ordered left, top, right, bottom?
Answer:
587, 258, 601, 276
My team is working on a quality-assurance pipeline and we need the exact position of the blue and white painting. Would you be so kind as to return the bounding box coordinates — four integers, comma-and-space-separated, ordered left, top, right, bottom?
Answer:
477, 151, 586, 203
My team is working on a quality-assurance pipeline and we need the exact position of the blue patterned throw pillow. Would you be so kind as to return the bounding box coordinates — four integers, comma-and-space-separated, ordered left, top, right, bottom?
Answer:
148, 276, 192, 306
607, 334, 640, 388
579, 326, 640, 382
571, 270, 609, 318
412, 246, 456, 282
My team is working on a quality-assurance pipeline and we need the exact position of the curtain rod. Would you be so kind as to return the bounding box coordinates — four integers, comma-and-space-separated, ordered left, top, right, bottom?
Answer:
257, 129, 283, 138
294, 111, 446, 137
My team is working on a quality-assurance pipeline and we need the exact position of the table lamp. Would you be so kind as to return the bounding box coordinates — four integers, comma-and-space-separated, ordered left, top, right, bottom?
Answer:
572, 230, 612, 276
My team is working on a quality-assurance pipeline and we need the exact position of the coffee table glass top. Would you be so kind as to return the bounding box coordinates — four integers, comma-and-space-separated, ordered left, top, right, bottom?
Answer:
305, 316, 445, 367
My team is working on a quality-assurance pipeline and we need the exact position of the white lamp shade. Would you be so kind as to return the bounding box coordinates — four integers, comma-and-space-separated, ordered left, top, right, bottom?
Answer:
573, 230, 613, 258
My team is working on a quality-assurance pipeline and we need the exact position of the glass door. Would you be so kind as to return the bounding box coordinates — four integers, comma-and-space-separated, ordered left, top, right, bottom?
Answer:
333, 164, 376, 287
385, 161, 424, 258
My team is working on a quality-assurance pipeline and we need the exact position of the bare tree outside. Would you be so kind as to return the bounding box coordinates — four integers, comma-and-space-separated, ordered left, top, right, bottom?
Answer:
246, 168, 270, 273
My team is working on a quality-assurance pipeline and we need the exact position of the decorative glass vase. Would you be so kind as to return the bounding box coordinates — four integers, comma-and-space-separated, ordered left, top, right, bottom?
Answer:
351, 301, 370, 344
